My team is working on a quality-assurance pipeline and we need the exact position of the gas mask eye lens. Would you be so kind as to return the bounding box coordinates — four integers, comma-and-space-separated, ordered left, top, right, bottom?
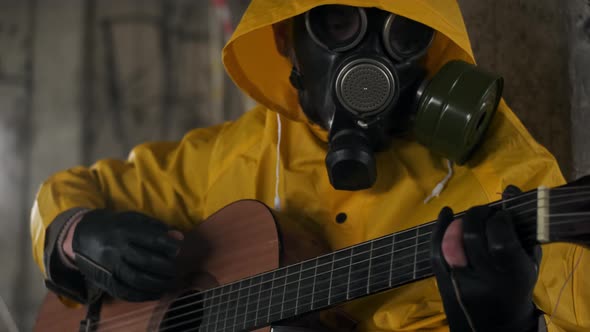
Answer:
383, 14, 435, 62
326, 9, 359, 41
306, 5, 367, 52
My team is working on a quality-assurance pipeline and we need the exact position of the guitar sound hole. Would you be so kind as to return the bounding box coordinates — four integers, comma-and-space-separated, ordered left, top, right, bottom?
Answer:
159, 290, 203, 332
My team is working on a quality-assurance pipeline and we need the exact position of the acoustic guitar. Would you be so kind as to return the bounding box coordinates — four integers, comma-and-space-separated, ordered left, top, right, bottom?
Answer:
34, 176, 590, 331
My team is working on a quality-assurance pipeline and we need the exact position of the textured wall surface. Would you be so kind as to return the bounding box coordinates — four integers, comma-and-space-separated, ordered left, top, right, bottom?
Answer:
0, 1, 243, 330
0, 2, 42, 331
569, 0, 590, 179
459, 0, 573, 178
0, 1, 582, 331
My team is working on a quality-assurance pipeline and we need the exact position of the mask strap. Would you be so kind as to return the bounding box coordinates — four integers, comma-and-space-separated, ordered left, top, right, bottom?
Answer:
424, 159, 454, 204
274, 112, 283, 210
289, 66, 304, 91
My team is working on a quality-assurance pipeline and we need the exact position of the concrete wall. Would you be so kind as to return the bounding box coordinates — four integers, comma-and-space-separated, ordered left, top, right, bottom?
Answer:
0, 2, 36, 330
0, 1, 243, 330
568, 1, 590, 179
459, 0, 573, 177
0, 0, 585, 330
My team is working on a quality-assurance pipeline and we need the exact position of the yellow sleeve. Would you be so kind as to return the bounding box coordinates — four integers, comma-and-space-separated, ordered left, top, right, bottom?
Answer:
30, 123, 226, 278
471, 101, 566, 196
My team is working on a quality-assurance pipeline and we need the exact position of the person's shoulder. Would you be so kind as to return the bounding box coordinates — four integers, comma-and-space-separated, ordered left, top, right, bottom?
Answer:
175, 105, 278, 165
183, 104, 269, 143
468, 100, 565, 195
477, 101, 556, 164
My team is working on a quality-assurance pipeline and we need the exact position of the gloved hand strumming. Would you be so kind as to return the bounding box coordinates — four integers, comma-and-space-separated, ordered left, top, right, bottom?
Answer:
72, 209, 182, 302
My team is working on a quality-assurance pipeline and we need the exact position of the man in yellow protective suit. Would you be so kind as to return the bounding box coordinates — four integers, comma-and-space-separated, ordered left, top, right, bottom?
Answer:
31, 0, 589, 331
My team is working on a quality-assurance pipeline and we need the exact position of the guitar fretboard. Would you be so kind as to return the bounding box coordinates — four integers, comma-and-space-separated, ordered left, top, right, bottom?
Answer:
198, 222, 436, 332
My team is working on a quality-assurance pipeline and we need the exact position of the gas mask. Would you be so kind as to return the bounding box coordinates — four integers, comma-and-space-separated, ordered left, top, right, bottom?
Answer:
288, 5, 503, 191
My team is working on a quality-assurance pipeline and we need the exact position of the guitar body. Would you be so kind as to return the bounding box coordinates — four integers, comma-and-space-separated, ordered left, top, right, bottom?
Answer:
34, 200, 355, 331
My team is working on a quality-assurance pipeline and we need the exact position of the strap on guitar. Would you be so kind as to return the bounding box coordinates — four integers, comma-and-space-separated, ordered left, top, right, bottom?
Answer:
78, 293, 103, 332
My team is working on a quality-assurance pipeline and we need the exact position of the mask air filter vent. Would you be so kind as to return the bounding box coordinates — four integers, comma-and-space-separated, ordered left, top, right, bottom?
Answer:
336, 59, 397, 117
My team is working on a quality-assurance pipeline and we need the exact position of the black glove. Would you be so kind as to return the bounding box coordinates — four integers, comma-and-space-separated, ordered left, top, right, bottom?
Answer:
431, 187, 541, 332
72, 209, 182, 302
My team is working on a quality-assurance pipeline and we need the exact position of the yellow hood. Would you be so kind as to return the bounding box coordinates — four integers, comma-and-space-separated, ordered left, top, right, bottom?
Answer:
223, 0, 475, 123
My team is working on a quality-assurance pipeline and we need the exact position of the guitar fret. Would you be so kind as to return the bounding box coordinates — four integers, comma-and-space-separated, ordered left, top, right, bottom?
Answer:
222, 284, 231, 332
297, 259, 317, 313
310, 258, 319, 310
370, 235, 394, 293
244, 274, 265, 328
242, 277, 254, 329
312, 254, 334, 309
331, 249, 352, 304
295, 263, 303, 315
215, 286, 225, 331
389, 234, 395, 287
233, 279, 249, 332
254, 277, 262, 325
255, 272, 273, 326
203, 290, 213, 332
416, 227, 434, 279
327, 254, 335, 306
269, 269, 286, 323
367, 241, 373, 294
223, 283, 237, 332
267, 271, 275, 323
390, 229, 418, 287
282, 264, 301, 318
413, 228, 419, 280
348, 242, 371, 299
280, 267, 288, 320
210, 287, 221, 332
346, 249, 353, 299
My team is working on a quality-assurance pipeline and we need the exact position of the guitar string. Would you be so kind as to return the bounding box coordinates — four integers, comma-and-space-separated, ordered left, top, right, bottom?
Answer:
91, 188, 590, 330
512, 195, 590, 233
518, 195, 590, 216
544, 211, 590, 217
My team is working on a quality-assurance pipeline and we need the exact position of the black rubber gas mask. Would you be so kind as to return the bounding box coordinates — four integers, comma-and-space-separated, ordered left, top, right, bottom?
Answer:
289, 5, 503, 191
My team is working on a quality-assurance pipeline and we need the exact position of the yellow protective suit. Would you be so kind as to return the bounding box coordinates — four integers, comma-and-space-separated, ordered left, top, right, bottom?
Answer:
31, 0, 589, 331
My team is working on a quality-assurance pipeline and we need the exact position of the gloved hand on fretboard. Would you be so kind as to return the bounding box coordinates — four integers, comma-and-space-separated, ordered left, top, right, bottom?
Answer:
431, 186, 542, 332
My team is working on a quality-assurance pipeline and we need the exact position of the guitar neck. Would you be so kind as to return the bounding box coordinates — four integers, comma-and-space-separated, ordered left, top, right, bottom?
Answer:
201, 222, 436, 331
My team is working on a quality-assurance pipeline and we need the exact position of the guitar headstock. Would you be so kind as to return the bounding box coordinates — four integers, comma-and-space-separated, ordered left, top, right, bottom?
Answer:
544, 175, 590, 248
